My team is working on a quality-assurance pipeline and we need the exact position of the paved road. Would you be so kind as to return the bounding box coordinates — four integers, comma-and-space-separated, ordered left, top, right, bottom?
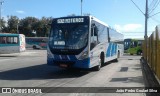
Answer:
0, 50, 146, 96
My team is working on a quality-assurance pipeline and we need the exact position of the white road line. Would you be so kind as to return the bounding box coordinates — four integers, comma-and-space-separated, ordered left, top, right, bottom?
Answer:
0, 58, 17, 62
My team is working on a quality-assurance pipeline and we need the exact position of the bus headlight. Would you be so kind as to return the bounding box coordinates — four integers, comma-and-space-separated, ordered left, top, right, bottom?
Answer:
79, 51, 88, 60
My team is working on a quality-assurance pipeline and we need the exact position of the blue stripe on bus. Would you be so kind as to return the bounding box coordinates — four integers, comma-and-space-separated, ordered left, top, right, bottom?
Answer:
114, 44, 117, 55
111, 43, 117, 56
0, 44, 20, 47
111, 44, 113, 56
106, 43, 112, 57
106, 43, 118, 57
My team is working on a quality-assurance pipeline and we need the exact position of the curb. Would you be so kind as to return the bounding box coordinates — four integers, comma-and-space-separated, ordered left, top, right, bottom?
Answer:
140, 57, 160, 96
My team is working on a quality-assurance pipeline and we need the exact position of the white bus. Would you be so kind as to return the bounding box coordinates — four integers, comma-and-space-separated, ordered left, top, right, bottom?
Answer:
0, 33, 26, 54
47, 16, 124, 71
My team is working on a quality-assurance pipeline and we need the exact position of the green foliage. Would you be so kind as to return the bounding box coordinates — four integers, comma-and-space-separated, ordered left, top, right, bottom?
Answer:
127, 40, 143, 55
1, 16, 53, 37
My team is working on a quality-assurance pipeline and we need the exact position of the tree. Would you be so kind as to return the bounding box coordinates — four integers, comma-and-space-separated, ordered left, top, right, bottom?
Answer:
19, 17, 38, 37
1, 15, 53, 37
40, 17, 53, 37
1, 17, 7, 32
7, 16, 19, 33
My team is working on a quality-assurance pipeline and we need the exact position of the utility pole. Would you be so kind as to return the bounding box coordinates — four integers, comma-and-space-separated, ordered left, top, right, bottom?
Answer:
144, 0, 148, 59
17, 20, 19, 34
81, 0, 83, 16
0, 0, 4, 33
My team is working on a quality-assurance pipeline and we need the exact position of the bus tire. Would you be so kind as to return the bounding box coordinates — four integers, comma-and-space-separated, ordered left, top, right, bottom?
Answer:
100, 52, 105, 65
94, 52, 104, 71
117, 50, 120, 58
112, 51, 119, 62
33, 45, 36, 49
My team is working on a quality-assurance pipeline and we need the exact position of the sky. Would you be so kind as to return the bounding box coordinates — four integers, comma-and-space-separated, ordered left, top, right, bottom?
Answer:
1, 0, 160, 39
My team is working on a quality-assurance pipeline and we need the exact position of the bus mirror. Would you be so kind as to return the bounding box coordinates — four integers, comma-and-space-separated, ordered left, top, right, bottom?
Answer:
91, 23, 95, 27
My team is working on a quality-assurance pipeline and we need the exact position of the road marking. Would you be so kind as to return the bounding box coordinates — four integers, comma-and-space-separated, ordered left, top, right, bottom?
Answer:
19, 52, 38, 56
0, 58, 17, 62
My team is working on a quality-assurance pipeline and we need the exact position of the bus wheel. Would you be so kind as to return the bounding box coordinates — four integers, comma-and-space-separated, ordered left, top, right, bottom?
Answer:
94, 52, 104, 71
33, 45, 36, 49
113, 53, 119, 62
118, 50, 120, 58
100, 52, 105, 65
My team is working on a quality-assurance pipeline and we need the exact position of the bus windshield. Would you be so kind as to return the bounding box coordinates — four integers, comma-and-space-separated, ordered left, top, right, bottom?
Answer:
49, 24, 88, 50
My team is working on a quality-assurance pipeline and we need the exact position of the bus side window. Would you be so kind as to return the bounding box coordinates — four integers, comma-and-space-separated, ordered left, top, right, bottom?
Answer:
6, 37, 18, 44
90, 23, 98, 50
7, 37, 11, 44
3, 37, 7, 44
13, 37, 18, 44
0, 37, 7, 44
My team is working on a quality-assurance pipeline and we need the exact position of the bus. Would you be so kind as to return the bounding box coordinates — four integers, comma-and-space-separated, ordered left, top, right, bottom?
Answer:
25, 37, 48, 49
0, 33, 26, 54
47, 16, 124, 71
124, 38, 143, 55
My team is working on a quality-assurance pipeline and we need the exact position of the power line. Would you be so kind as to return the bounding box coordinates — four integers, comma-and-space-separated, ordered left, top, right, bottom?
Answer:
150, 16, 160, 23
149, 0, 160, 14
130, 0, 145, 15
149, 0, 156, 7
148, 0, 158, 12
149, 11, 160, 17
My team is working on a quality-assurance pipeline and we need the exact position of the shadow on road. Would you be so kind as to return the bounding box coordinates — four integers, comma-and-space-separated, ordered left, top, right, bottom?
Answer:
0, 64, 89, 80
110, 76, 144, 84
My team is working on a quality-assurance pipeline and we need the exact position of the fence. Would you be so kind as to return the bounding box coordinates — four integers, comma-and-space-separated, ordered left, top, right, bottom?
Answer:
143, 25, 160, 82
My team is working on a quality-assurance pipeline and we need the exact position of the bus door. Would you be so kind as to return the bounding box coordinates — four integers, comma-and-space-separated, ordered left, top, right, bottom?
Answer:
90, 24, 98, 50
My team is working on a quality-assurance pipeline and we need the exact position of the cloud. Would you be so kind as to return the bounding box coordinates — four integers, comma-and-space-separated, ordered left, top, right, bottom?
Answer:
16, 10, 25, 14
114, 24, 143, 32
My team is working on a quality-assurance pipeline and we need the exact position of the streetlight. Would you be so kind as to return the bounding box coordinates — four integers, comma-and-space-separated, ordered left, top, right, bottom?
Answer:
0, 0, 4, 33
81, 0, 83, 16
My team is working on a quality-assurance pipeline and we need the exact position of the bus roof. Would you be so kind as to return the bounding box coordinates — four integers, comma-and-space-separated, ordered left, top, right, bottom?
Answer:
52, 15, 109, 27
90, 16, 122, 33
52, 15, 122, 34
90, 16, 109, 27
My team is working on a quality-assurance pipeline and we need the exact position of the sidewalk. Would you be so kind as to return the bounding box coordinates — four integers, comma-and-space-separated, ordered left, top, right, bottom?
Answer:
140, 57, 160, 96
99, 55, 160, 96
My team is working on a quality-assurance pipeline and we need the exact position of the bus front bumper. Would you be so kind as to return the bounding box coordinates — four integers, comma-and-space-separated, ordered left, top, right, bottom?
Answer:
47, 58, 90, 69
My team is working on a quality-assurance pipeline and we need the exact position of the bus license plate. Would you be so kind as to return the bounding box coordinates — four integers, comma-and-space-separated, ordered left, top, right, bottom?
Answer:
60, 64, 68, 68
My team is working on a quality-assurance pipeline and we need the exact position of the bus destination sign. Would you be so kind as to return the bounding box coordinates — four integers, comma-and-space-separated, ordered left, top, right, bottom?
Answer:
57, 18, 84, 24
